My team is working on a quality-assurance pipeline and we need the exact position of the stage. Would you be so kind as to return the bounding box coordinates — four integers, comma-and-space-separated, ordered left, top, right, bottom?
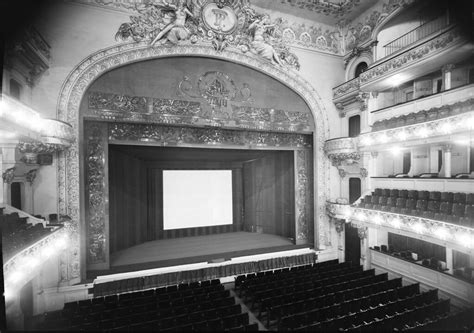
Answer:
99, 232, 307, 276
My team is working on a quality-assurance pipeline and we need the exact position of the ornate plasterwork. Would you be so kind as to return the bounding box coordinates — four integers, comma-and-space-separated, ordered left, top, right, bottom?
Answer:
342, 0, 414, 54
324, 137, 359, 166
326, 200, 351, 221
333, 77, 360, 100
359, 111, 474, 149
56, 42, 330, 281
295, 150, 313, 242
85, 123, 108, 265
3, 224, 70, 295
359, 27, 463, 86
115, 0, 300, 69
2, 167, 16, 184
88, 90, 312, 133
357, 226, 368, 239
25, 169, 38, 185
351, 207, 474, 252
109, 122, 312, 147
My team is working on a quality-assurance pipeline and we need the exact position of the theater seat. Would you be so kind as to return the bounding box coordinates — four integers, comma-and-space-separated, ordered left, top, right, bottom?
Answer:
407, 190, 418, 200
440, 192, 453, 203
429, 191, 441, 201
418, 191, 429, 201
398, 190, 408, 198
401, 199, 416, 215
453, 193, 467, 204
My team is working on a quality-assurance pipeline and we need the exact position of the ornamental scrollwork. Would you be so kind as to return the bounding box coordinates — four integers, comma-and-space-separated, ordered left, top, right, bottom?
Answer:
2, 167, 16, 184
357, 226, 368, 239
114, 0, 300, 70
18, 141, 64, 154
108, 122, 312, 148
88, 91, 312, 133
295, 150, 313, 242
25, 169, 38, 185
359, 28, 462, 85
85, 123, 107, 264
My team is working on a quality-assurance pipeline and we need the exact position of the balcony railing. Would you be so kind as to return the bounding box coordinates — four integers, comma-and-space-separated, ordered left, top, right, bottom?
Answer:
383, 15, 449, 57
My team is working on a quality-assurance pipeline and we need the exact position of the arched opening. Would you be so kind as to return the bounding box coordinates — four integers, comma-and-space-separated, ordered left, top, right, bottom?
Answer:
354, 62, 368, 78
57, 45, 329, 282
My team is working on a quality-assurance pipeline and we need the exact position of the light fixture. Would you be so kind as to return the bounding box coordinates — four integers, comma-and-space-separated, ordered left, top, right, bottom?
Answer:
390, 74, 406, 87
412, 222, 424, 234
372, 214, 383, 225
390, 146, 402, 156
416, 127, 430, 138
391, 217, 401, 229
396, 130, 408, 141
434, 226, 449, 240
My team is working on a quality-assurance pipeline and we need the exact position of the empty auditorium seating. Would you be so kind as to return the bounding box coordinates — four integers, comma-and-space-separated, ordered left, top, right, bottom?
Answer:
356, 188, 474, 228
233, 260, 465, 332
39, 279, 256, 331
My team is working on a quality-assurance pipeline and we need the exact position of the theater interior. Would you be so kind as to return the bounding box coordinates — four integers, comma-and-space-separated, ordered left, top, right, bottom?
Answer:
0, 0, 473, 331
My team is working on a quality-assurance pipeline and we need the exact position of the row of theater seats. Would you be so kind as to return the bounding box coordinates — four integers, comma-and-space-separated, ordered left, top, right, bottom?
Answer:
396, 307, 474, 332
358, 188, 474, 228
39, 279, 257, 332
0, 208, 53, 260
371, 99, 470, 132
234, 260, 460, 331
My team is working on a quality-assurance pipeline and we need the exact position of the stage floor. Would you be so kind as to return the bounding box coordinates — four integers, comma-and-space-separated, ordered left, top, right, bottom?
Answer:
107, 232, 305, 274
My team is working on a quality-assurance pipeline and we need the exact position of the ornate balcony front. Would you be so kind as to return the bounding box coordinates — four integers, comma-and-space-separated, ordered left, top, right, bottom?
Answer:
324, 137, 360, 166
333, 77, 360, 114
0, 94, 74, 152
326, 200, 351, 221
359, 26, 472, 91
350, 207, 474, 254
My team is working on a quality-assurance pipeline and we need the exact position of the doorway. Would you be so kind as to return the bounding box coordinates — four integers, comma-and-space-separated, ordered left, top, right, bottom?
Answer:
345, 223, 361, 266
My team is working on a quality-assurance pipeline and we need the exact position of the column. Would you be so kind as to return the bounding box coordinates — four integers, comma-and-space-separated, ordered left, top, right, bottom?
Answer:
444, 144, 452, 178
442, 64, 455, 91
446, 247, 453, 274
0, 149, 4, 204
358, 226, 369, 270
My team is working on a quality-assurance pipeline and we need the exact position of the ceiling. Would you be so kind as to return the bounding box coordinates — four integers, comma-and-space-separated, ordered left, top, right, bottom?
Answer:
252, 0, 380, 26
110, 144, 291, 163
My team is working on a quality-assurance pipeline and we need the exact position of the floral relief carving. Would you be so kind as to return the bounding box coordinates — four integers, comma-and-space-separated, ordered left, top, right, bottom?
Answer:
333, 77, 360, 100
88, 91, 312, 133
359, 28, 462, 85
85, 123, 108, 264
296, 150, 313, 242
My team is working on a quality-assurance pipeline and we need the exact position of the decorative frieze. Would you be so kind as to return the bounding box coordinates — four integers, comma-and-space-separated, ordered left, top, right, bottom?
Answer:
359, 27, 463, 86
295, 149, 313, 243
333, 77, 360, 101
359, 110, 474, 149
326, 200, 351, 221
2, 167, 16, 184
324, 137, 359, 166
351, 207, 474, 252
88, 91, 312, 133
108, 122, 313, 148
85, 123, 108, 265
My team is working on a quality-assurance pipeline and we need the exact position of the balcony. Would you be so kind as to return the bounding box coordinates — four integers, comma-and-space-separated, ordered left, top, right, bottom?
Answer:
324, 137, 359, 166
333, 77, 360, 103
371, 84, 474, 125
371, 177, 474, 194
382, 15, 450, 58
360, 26, 471, 91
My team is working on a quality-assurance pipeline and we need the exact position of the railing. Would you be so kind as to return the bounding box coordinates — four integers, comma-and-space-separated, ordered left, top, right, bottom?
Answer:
383, 14, 449, 57
333, 77, 360, 100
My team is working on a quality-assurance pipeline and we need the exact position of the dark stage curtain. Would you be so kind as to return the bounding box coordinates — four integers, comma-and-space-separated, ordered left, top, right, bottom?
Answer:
93, 252, 316, 296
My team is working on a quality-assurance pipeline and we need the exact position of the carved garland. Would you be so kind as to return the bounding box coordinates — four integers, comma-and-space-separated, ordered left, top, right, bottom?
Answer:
56, 43, 329, 282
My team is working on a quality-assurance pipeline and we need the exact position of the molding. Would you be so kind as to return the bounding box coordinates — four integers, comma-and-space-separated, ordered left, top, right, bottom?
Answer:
87, 91, 313, 133
56, 42, 330, 282
359, 27, 464, 87
324, 137, 359, 166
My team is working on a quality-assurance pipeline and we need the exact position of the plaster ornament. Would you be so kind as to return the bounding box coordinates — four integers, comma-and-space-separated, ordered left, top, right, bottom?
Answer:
115, 0, 300, 70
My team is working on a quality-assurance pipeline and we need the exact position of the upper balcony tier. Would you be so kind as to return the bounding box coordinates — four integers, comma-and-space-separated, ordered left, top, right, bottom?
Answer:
333, 25, 473, 104
371, 84, 474, 125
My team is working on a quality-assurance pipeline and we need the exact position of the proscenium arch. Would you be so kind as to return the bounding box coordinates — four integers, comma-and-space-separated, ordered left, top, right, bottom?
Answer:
56, 42, 330, 282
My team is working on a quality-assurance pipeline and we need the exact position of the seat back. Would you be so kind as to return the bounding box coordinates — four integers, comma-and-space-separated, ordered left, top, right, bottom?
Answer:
390, 189, 399, 197
429, 191, 441, 201
405, 198, 416, 210
381, 188, 390, 197
439, 202, 453, 215
415, 200, 428, 211
440, 192, 453, 202
418, 191, 429, 200
453, 192, 467, 204
407, 190, 418, 199
466, 193, 474, 205
396, 198, 407, 208
374, 188, 383, 196
427, 201, 440, 212
399, 189, 408, 198
452, 203, 466, 217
